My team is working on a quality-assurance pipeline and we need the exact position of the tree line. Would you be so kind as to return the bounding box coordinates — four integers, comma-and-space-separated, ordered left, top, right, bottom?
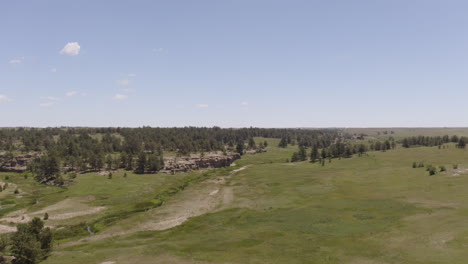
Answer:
400, 135, 466, 148
0, 127, 340, 184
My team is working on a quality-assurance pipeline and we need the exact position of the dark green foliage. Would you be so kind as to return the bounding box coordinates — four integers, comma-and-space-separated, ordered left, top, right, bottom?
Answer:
439, 165, 446, 172
43, 213, 48, 220
298, 146, 307, 161
236, 141, 244, 156
278, 137, 288, 148
135, 152, 147, 174
453, 164, 458, 169
14, 188, 19, 194
10, 217, 53, 264
412, 162, 417, 168
426, 165, 437, 176
310, 145, 319, 163
248, 137, 256, 149
28, 155, 61, 184
457, 138, 466, 148
399, 135, 460, 148
291, 152, 300, 162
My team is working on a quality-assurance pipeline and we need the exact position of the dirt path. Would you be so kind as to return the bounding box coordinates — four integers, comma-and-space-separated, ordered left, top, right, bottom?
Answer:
61, 165, 252, 247
1, 197, 106, 226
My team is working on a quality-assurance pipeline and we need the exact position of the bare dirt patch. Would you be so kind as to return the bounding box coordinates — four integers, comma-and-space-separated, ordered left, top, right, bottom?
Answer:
406, 198, 459, 209
0, 224, 16, 233
1, 197, 105, 225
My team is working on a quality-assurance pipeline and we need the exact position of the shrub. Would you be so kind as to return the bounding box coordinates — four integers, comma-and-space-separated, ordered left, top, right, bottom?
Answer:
453, 164, 458, 169
418, 162, 424, 168
440, 165, 446, 172
427, 166, 437, 176
44, 213, 48, 220
412, 162, 417, 168
14, 188, 19, 194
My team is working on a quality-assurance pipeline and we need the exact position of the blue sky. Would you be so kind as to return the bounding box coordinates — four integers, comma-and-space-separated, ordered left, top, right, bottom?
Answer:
2, 0, 468, 127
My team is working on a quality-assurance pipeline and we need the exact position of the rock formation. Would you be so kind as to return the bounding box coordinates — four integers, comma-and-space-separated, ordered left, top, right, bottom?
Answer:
160, 152, 240, 174
0, 152, 40, 172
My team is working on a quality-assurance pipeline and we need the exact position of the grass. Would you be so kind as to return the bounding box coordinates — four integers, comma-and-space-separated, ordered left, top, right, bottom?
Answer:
5, 136, 468, 263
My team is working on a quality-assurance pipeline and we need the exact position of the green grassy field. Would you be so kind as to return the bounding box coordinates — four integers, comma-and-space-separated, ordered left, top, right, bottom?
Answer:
4, 137, 468, 263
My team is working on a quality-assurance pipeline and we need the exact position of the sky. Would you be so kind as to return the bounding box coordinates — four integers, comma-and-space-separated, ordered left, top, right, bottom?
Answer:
2, 0, 468, 128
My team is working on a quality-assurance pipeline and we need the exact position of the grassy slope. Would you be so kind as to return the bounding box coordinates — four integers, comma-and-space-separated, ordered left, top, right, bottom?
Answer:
37, 139, 468, 264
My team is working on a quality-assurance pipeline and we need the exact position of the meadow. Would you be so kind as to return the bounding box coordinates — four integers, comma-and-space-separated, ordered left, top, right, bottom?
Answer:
3, 135, 468, 263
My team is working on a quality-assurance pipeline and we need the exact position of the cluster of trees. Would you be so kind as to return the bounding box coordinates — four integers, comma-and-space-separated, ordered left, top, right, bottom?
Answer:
290, 141, 374, 163
0, 127, 341, 183
400, 135, 466, 148
0, 127, 339, 155
0, 217, 53, 264
277, 129, 338, 149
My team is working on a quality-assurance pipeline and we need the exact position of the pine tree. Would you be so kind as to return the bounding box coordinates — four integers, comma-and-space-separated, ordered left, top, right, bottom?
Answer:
310, 145, 319, 163
298, 146, 307, 161
136, 152, 147, 173
278, 137, 288, 148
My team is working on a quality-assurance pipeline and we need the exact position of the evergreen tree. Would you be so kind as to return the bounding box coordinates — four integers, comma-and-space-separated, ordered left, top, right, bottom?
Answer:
105, 155, 113, 170
298, 146, 307, 161
135, 152, 147, 173
310, 145, 319, 163
248, 137, 256, 149
236, 141, 245, 156
278, 137, 288, 148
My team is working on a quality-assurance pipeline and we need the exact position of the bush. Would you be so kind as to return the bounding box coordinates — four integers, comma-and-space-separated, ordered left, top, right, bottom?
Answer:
44, 213, 48, 220
418, 162, 424, 168
412, 162, 417, 168
440, 165, 446, 172
14, 188, 19, 194
427, 165, 437, 176
453, 164, 458, 169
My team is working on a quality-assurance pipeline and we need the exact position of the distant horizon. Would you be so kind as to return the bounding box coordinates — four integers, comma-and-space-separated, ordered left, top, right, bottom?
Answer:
1, 126, 468, 129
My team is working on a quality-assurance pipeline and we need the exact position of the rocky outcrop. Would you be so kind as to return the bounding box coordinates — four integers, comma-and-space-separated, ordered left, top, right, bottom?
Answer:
161, 152, 240, 174
0, 152, 40, 172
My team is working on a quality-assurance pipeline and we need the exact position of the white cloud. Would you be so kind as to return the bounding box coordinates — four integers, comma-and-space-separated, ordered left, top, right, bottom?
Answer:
66, 91, 78, 97
59, 42, 81, 56
241, 101, 248, 106
196, 104, 209, 108
113, 94, 128, 100
41, 96, 60, 101
51, 68, 57, 72
39, 102, 56, 108
0, 95, 12, 103
9, 59, 21, 64
128, 73, 137, 77
117, 79, 130, 86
